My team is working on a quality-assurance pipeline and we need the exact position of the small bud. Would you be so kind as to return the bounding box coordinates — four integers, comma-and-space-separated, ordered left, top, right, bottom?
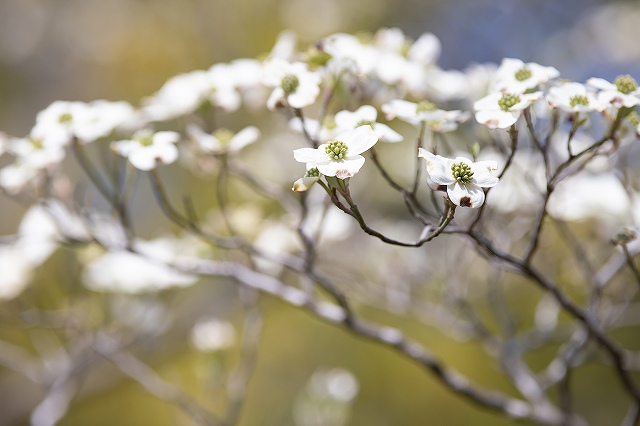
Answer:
468, 142, 480, 160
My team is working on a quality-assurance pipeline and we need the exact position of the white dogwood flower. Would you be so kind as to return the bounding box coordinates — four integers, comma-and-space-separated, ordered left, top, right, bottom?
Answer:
546, 82, 605, 113
418, 148, 499, 208
587, 75, 640, 109
262, 58, 321, 110
334, 105, 402, 142
493, 58, 559, 93
474, 91, 542, 129
293, 125, 378, 179
187, 124, 259, 155
111, 129, 180, 171
381, 99, 449, 126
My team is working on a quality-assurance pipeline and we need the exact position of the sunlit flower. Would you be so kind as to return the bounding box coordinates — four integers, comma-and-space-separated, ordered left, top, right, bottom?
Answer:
111, 129, 180, 171
187, 124, 260, 155
418, 148, 499, 208
334, 105, 402, 142
493, 58, 559, 93
0, 136, 66, 193
546, 82, 605, 113
293, 125, 378, 179
474, 91, 542, 129
262, 58, 321, 110
587, 75, 640, 108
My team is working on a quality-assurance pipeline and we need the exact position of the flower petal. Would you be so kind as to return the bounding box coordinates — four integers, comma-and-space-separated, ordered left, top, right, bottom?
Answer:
447, 182, 485, 208
340, 125, 378, 155
129, 144, 179, 171
230, 126, 260, 151
293, 147, 329, 163
475, 110, 519, 129
373, 123, 403, 142
471, 161, 499, 188
317, 155, 365, 177
418, 148, 455, 185
292, 176, 319, 192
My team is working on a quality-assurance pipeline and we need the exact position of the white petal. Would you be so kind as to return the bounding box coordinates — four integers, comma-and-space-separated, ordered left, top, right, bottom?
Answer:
267, 88, 285, 110
339, 125, 378, 155
418, 148, 455, 185
153, 131, 180, 145
586, 77, 616, 91
187, 124, 222, 152
473, 93, 502, 111
229, 126, 260, 151
292, 176, 319, 192
293, 147, 329, 163
475, 110, 519, 129
373, 123, 403, 142
129, 145, 179, 171
471, 161, 499, 188
317, 155, 365, 177
447, 183, 485, 208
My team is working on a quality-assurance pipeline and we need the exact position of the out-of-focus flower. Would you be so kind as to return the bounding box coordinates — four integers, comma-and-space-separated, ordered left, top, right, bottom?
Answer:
418, 148, 499, 208
262, 58, 321, 110
190, 319, 236, 352
334, 105, 402, 142
0, 204, 61, 300
187, 124, 260, 155
493, 58, 559, 93
74, 100, 143, 143
30, 100, 95, 148
319, 33, 376, 76
587, 75, 640, 109
289, 116, 338, 144
546, 82, 606, 113
142, 71, 210, 122
0, 136, 66, 193
381, 99, 448, 126
548, 172, 630, 222
111, 129, 180, 171
293, 125, 378, 179
474, 91, 542, 129
82, 237, 200, 294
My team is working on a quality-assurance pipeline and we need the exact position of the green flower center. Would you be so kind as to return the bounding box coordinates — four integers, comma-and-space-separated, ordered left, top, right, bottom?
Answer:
134, 129, 155, 146
281, 74, 300, 94
213, 128, 234, 145
325, 140, 348, 160
29, 138, 44, 149
451, 161, 474, 184
416, 100, 437, 114
569, 95, 589, 108
305, 167, 320, 178
357, 119, 374, 127
614, 75, 638, 94
58, 113, 73, 124
514, 66, 532, 82
497, 93, 521, 111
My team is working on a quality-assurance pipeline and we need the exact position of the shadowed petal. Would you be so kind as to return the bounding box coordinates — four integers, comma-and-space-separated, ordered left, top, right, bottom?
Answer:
448, 182, 485, 208
317, 155, 365, 177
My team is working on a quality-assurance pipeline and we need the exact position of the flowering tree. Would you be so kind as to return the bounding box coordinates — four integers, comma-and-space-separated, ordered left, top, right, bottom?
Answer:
1, 27, 640, 426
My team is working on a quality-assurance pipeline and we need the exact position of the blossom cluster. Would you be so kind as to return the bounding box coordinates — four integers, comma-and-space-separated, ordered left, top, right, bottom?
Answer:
0, 27, 639, 298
